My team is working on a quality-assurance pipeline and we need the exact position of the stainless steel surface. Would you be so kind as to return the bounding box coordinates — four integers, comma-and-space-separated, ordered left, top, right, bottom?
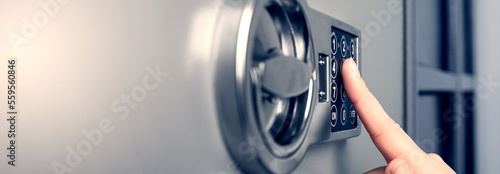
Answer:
303, 8, 363, 142
0, 0, 404, 173
214, 0, 365, 172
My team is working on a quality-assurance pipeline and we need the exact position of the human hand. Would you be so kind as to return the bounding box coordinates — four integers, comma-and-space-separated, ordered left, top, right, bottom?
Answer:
341, 58, 456, 174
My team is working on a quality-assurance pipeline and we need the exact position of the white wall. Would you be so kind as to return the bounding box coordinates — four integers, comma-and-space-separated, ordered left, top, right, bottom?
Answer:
474, 1, 500, 174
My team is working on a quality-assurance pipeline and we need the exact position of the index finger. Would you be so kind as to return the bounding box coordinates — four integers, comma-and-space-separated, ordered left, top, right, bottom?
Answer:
341, 58, 424, 162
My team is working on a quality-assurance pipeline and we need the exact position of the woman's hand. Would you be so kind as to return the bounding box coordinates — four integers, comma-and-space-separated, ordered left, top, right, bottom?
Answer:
342, 58, 455, 174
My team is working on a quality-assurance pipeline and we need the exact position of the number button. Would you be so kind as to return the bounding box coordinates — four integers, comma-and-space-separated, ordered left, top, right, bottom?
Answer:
331, 58, 337, 78
341, 105, 347, 125
331, 32, 338, 55
350, 39, 356, 58
331, 81, 338, 102
341, 36, 347, 57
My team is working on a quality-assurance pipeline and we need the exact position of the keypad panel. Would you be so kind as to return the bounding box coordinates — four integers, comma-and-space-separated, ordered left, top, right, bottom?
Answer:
330, 26, 359, 132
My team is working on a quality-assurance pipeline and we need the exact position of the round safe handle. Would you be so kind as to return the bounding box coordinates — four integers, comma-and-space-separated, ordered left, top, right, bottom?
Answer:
261, 55, 311, 98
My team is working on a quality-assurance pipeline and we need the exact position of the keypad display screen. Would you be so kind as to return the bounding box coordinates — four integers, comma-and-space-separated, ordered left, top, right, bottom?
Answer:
330, 26, 358, 132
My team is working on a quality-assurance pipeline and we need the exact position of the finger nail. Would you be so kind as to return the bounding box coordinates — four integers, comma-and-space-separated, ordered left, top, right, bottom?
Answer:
349, 58, 360, 77
391, 161, 410, 174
